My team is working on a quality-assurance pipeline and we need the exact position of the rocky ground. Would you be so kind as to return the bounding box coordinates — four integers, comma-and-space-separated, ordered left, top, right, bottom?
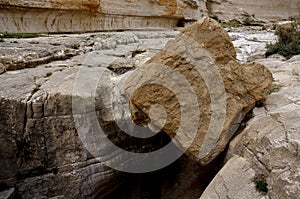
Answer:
201, 54, 300, 199
0, 23, 299, 198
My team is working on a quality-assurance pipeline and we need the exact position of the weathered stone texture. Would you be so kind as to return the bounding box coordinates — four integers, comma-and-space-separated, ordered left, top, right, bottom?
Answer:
201, 55, 300, 199
123, 17, 272, 165
207, 0, 300, 22
0, 0, 207, 33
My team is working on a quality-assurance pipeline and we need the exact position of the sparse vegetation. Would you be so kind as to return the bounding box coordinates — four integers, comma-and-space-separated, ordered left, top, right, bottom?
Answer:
131, 49, 146, 57
220, 22, 243, 28
44, 72, 53, 78
0, 32, 44, 39
254, 174, 269, 193
265, 86, 280, 95
256, 179, 268, 193
266, 21, 300, 59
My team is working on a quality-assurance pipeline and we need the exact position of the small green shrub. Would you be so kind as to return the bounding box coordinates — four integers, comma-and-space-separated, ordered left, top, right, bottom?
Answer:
44, 72, 53, 78
265, 86, 280, 95
220, 22, 243, 28
266, 22, 300, 59
256, 180, 268, 193
0, 32, 44, 39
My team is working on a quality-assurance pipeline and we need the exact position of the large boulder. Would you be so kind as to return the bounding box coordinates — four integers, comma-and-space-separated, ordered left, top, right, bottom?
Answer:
123, 17, 273, 165
0, 0, 207, 33
201, 56, 300, 198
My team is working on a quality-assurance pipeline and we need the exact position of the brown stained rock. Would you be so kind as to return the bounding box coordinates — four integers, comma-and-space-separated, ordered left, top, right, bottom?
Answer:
123, 17, 273, 165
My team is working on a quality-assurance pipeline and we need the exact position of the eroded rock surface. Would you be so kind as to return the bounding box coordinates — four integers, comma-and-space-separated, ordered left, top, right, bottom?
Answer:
0, 66, 122, 198
1, 0, 298, 33
200, 56, 300, 198
123, 17, 272, 165
207, 0, 300, 22
0, 31, 180, 198
0, 0, 207, 33
0, 18, 298, 198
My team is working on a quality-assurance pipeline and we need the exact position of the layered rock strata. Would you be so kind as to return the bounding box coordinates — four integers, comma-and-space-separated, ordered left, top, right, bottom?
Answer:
207, 0, 300, 22
0, 0, 207, 33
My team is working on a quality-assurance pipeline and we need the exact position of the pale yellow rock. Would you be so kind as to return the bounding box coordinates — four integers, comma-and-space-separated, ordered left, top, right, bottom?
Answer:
0, 0, 206, 33
123, 17, 273, 165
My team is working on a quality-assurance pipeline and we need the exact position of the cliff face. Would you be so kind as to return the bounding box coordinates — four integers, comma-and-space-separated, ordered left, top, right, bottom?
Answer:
0, 0, 299, 33
0, 0, 207, 33
207, 0, 300, 22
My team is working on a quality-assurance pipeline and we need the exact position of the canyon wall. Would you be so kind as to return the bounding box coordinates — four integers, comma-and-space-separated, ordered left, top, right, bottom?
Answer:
1, 0, 299, 33
207, 0, 300, 22
0, 0, 207, 33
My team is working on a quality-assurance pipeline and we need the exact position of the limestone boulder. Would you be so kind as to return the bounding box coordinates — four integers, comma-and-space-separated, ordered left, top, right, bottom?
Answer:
201, 56, 300, 199
123, 17, 273, 165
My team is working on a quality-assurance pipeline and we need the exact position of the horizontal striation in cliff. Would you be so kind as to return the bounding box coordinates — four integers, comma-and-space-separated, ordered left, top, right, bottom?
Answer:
0, 0, 206, 33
